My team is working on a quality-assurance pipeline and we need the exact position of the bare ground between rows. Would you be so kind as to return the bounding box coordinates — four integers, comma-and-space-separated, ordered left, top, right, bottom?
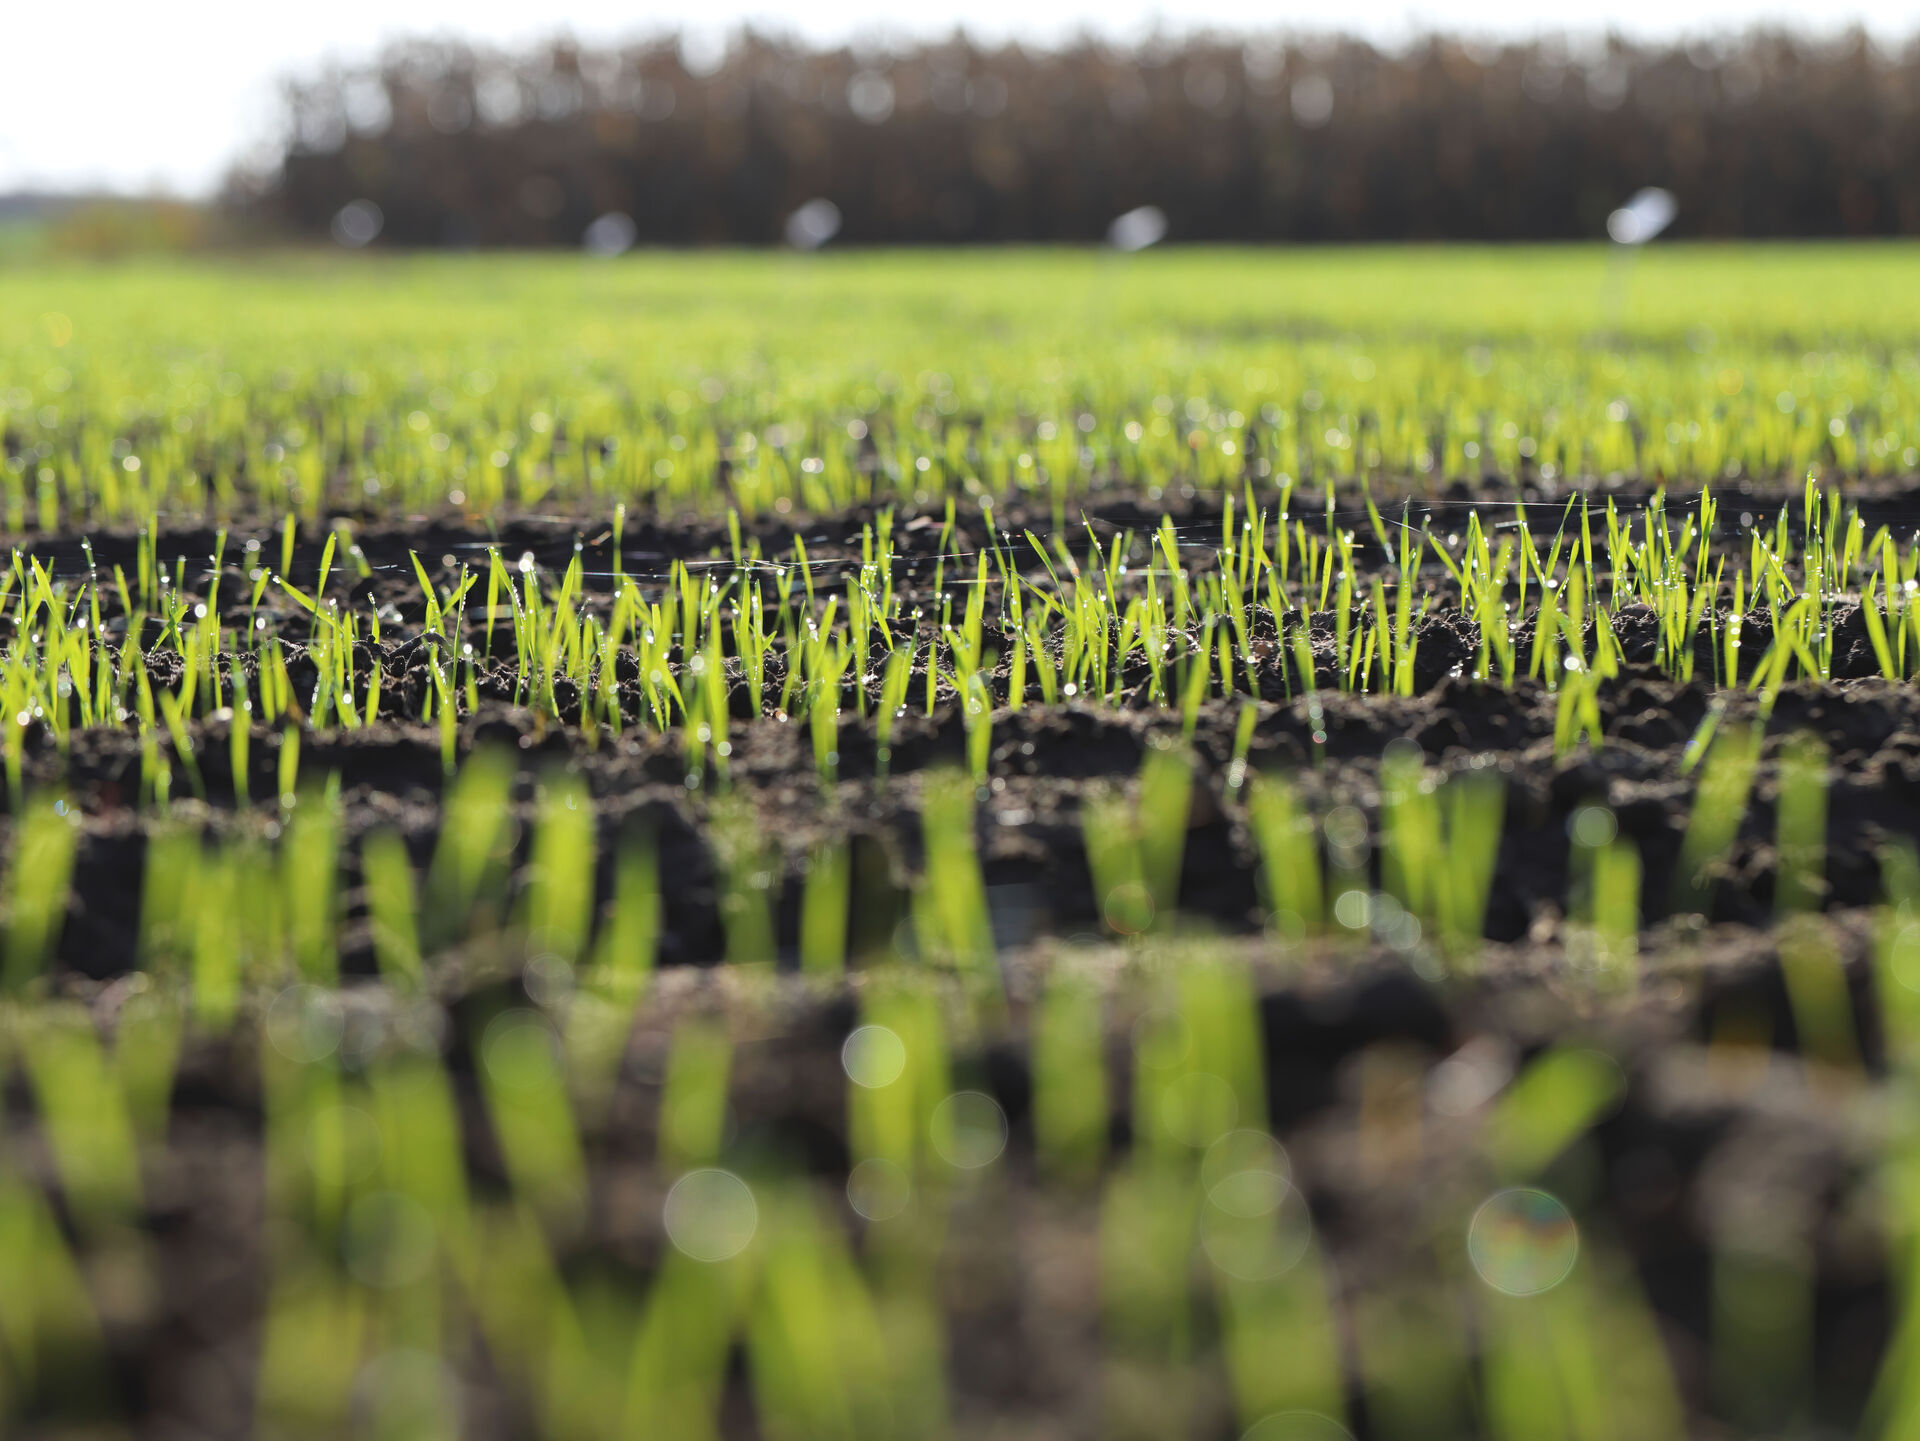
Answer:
14, 473, 1920, 584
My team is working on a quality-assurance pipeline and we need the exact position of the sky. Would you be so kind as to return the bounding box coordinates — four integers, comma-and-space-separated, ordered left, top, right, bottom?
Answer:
9, 0, 1920, 196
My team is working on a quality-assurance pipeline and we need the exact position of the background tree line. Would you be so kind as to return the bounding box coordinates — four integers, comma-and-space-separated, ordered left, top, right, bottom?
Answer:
233, 30, 1920, 245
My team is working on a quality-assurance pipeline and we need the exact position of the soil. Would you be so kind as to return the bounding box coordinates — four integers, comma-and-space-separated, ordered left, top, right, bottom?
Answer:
3, 490, 1916, 1439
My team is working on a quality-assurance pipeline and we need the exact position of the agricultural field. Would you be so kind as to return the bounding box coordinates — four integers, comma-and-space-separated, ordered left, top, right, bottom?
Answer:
0, 243, 1918, 1437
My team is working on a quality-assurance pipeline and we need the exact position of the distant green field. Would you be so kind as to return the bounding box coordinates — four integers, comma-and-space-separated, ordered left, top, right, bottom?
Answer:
0, 245, 1914, 527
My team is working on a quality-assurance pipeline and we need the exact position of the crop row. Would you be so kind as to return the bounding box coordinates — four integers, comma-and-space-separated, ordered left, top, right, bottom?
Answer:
5, 347, 1915, 529
0, 482, 1908, 814
0, 720, 1908, 1434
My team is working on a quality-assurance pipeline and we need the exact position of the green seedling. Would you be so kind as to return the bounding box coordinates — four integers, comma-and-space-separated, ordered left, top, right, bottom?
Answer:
255, 1261, 366, 1439
744, 1188, 898, 1441
659, 1019, 733, 1174
3, 798, 77, 992
228, 677, 250, 805
277, 726, 300, 806
590, 826, 661, 995
111, 986, 183, 1146
624, 1247, 747, 1441
525, 772, 595, 967
423, 747, 516, 949
18, 1004, 144, 1232
1083, 742, 1193, 938
1032, 970, 1109, 1185
1480, 1249, 1685, 1441
138, 824, 199, 974
799, 839, 851, 975
281, 785, 340, 985
463, 1202, 631, 1441
850, 984, 952, 1178
0, 1173, 109, 1420
1214, 1236, 1347, 1439
1775, 731, 1828, 916
1100, 1161, 1199, 1440
1137, 743, 1194, 924
1874, 842, 1920, 1069
1083, 786, 1152, 937
1130, 958, 1265, 1167
1770, 733, 1857, 1070
710, 797, 777, 968
874, 643, 915, 783
1436, 768, 1505, 958
362, 829, 423, 985
367, 1051, 473, 1258
1566, 804, 1641, 987
915, 771, 996, 988
260, 1024, 354, 1241
189, 847, 246, 1029
478, 1009, 588, 1232
565, 824, 660, 1119
1672, 722, 1762, 919
1483, 1046, 1624, 1181
1248, 772, 1323, 939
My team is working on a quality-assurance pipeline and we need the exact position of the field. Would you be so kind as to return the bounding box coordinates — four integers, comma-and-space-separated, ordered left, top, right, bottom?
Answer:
2, 243, 1920, 1438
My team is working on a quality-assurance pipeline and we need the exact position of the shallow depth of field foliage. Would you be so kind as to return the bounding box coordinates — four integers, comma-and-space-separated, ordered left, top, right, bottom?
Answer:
0, 245, 1917, 1440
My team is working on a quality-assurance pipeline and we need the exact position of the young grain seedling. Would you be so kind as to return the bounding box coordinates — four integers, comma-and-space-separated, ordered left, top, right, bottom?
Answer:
187, 846, 247, 1030
744, 1187, 898, 1441
914, 771, 997, 989
525, 772, 595, 969
1031, 969, 1109, 1186
842, 987, 954, 1435
562, 827, 662, 1122
422, 747, 516, 950
623, 1244, 749, 1441
1565, 804, 1641, 989
1671, 722, 1762, 920
1773, 733, 1857, 1070
799, 838, 851, 975
111, 985, 183, 1146
1477, 1249, 1686, 1441
591, 827, 661, 994
1082, 741, 1193, 937
710, 797, 778, 968
873, 642, 916, 784
1247, 772, 1323, 940
1100, 1155, 1200, 1440
462, 1202, 620, 1441
478, 1008, 589, 1233
362, 829, 423, 986
254, 1260, 367, 1440
3, 797, 78, 992
281, 783, 340, 985
1874, 842, 1920, 1069
18, 1003, 144, 1233
0, 1170, 110, 1425
659, 1018, 734, 1175
1482, 1046, 1624, 1182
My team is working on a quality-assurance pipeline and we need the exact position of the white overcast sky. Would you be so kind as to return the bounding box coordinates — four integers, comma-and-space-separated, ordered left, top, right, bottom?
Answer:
8, 0, 1920, 196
